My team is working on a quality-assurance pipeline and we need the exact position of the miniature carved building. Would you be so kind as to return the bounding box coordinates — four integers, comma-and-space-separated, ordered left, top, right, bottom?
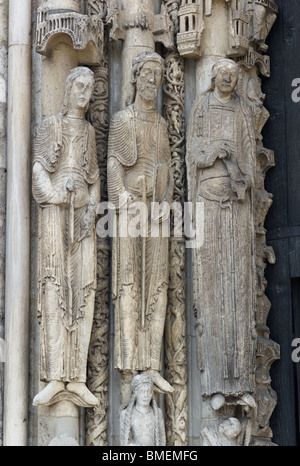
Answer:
177, 0, 205, 58
228, 0, 250, 56
36, 4, 104, 63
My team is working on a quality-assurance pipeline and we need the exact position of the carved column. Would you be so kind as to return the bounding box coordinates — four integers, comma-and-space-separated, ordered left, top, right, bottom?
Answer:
179, 0, 279, 446
236, 53, 280, 447
86, 1, 110, 446
34, 1, 104, 446
0, 0, 8, 447
3, 0, 32, 446
164, 53, 187, 445
162, 1, 188, 446
107, 1, 176, 418
107, 0, 173, 109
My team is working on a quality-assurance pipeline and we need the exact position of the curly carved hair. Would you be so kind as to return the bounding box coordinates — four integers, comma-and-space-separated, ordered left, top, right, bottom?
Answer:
126, 51, 165, 106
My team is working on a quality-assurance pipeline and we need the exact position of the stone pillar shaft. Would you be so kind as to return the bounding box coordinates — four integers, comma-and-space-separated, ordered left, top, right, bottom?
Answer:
3, 0, 32, 446
120, 0, 156, 108
0, 0, 8, 447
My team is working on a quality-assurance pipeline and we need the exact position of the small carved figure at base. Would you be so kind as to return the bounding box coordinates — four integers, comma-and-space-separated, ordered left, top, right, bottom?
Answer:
201, 417, 245, 446
120, 374, 166, 446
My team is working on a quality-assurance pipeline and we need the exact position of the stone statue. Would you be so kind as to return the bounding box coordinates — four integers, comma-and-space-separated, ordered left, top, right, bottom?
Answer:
250, 0, 277, 53
32, 66, 100, 407
120, 374, 166, 446
201, 417, 248, 446
186, 59, 257, 408
107, 51, 174, 396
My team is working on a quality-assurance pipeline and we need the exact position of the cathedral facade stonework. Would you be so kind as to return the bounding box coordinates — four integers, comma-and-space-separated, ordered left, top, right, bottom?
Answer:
2, 0, 297, 447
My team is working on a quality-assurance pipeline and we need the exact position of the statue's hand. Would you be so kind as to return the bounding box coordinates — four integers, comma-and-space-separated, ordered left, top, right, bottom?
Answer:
50, 188, 71, 206
217, 148, 230, 160
66, 178, 75, 192
197, 145, 230, 168
216, 142, 234, 161
50, 178, 75, 206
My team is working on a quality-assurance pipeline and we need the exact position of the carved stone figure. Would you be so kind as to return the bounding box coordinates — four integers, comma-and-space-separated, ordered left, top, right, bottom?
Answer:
32, 66, 100, 407
107, 51, 174, 396
250, 0, 277, 53
254, 358, 277, 438
201, 417, 248, 446
187, 59, 257, 406
120, 374, 166, 446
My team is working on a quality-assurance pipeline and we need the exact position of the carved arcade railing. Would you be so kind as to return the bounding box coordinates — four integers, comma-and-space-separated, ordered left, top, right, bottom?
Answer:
36, 6, 104, 61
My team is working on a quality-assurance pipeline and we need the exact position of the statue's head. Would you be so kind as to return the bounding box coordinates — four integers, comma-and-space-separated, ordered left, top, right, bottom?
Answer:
61, 66, 95, 116
130, 374, 154, 406
210, 58, 239, 95
126, 51, 165, 106
219, 417, 242, 440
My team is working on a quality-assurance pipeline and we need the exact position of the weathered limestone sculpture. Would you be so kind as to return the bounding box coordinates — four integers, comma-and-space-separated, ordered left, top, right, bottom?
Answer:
250, 0, 277, 53
120, 374, 166, 446
32, 66, 100, 408
201, 417, 245, 446
107, 51, 174, 401
187, 58, 257, 409
107, 0, 174, 108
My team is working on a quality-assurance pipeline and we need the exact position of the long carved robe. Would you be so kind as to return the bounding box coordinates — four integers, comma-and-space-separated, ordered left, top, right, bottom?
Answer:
186, 92, 257, 397
32, 114, 100, 383
108, 105, 173, 372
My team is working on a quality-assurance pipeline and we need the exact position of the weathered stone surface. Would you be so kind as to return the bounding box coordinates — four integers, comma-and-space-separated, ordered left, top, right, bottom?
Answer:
186, 59, 257, 429
108, 51, 174, 404
120, 374, 166, 446
0, 0, 280, 447
32, 67, 100, 409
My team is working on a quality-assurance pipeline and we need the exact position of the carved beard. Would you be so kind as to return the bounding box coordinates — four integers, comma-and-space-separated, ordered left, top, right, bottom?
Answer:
137, 83, 159, 102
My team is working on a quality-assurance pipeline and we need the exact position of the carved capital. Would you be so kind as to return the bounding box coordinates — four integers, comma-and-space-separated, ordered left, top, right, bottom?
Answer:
107, 1, 174, 49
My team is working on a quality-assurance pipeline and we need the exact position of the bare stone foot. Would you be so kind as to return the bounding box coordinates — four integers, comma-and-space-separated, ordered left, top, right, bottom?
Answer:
33, 380, 65, 406
210, 393, 226, 411
143, 370, 174, 394
240, 392, 256, 409
66, 382, 99, 407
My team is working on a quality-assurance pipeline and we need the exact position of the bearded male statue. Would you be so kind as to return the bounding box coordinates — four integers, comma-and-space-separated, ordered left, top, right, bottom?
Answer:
107, 52, 174, 397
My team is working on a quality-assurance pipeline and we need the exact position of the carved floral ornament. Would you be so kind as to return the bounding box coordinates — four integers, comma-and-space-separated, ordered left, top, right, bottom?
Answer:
31, 0, 278, 447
